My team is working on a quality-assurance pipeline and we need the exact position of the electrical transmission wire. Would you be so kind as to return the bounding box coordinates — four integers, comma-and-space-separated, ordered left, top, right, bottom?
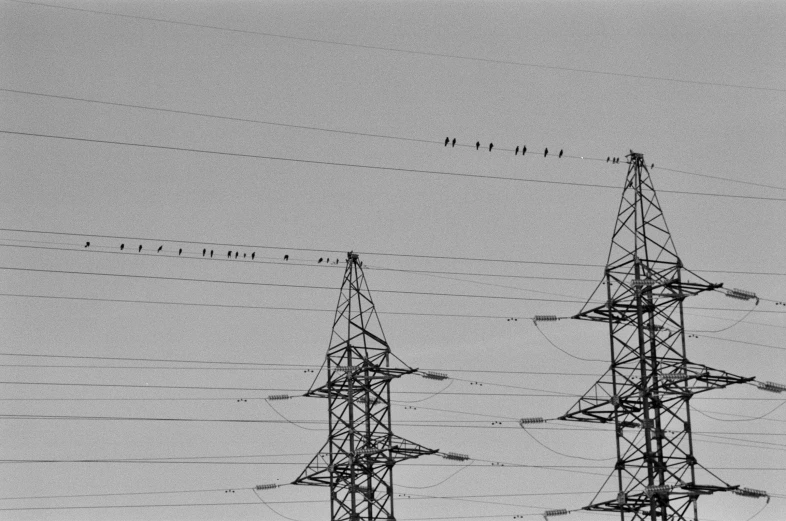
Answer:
688, 302, 759, 333
692, 403, 786, 423
262, 399, 321, 432
398, 460, 474, 490
7, 0, 786, 93
695, 334, 786, 352
4, 87, 778, 195
392, 380, 455, 404
3, 226, 786, 276
532, 322, 607, 363
253, 489, 303, 521
519, 425, 615, 462
744, 501, 771, 521
2, 293, 783, 324
0, 266, 583, 304
3, 130, 785, 202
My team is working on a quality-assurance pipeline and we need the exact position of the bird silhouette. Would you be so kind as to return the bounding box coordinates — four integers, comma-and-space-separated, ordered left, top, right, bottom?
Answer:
284, 254, 289, 261
84, 241, 90, 248
157, 246, 163, 253
476, 141, 480, 150
138, 245, 142, 252
451, 138, 456, 147
522, 146, 526, 156
120, 244, 124, 251
488, 143, 493, 152
235, 252, 238, 259
243, 253, 246, 258
445, 137, 449, 146
178, 248, 182, 255
228, 251, 232, 258
559, 149, 563, 158
203, 248, 206, 257
210, 250, 214, 258
318, 258, 323, 264
251, 252, 255, 260
544, 148, 548, 157
651, 163, 655, 168
326, 258, 330, 264
515, 146, 519, 155
607, 157, 610, 162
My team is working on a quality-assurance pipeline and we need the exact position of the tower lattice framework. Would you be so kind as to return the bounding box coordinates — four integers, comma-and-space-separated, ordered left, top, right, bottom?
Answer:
294, 252, 436, 521
559, 152, 753, 520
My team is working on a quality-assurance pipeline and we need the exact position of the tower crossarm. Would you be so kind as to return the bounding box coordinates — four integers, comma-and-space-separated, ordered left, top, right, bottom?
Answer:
574, 280, 722, 324
560, 363, 753, 425
582, 483, 738, 517
389, 435, 439, 462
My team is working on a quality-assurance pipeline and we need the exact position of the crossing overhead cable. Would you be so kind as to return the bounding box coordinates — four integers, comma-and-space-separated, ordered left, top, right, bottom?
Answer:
7, 1, 786, 93
0, 266, 583, 304
3, 130, 785, 202
3, 226, 786, 276
4, 87, 783, 193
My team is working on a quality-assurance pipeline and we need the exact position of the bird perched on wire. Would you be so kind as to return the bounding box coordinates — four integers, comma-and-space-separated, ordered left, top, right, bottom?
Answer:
607, 157, 610, 162
202, 248, 206, 257
451, 138, 456, 147
157, 246, 163, 253
228, 250, 232, 258
489, 143, 493, 152
476, 141, 480, 150
515, 146, 519, 155
522, 146, 526, 156
445, 137, 449, 146
210, 250, 214, 258
120, 243, 124, 251
544, 148, 548, 157
84, 241, 90, 248
138, 245, 142, 252
284, 254, 289, 261
179, 248, 182, 255
235, 251, 238, 259
251, 252, 255, 260
318, 258, 323, 264
559, 149, 563, 158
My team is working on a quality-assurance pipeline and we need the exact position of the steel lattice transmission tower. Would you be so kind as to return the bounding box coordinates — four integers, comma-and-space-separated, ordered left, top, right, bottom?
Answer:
294, 252, 437, 521
559, 152, 753, 520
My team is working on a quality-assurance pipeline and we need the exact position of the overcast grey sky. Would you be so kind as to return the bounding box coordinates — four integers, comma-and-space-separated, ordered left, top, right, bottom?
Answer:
1, 1, 784, 520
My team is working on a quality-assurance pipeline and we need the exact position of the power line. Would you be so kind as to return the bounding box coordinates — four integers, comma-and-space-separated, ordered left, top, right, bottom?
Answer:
655, 165, 786, 192
695, 334, 786, 352
0, 351, 312, 367
0, 266, 583, 304
3, 130, 785, 202
0, 351, 599, 376
7, 0, 786, 94
2, 292, 783, 317
3, 87, 780, 194
3, 227, 786, 276
0, 293, 564, 320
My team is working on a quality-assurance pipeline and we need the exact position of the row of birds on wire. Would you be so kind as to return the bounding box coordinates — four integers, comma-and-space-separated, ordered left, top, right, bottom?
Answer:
445, 137, 634, 165
81, 241, 343, 264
